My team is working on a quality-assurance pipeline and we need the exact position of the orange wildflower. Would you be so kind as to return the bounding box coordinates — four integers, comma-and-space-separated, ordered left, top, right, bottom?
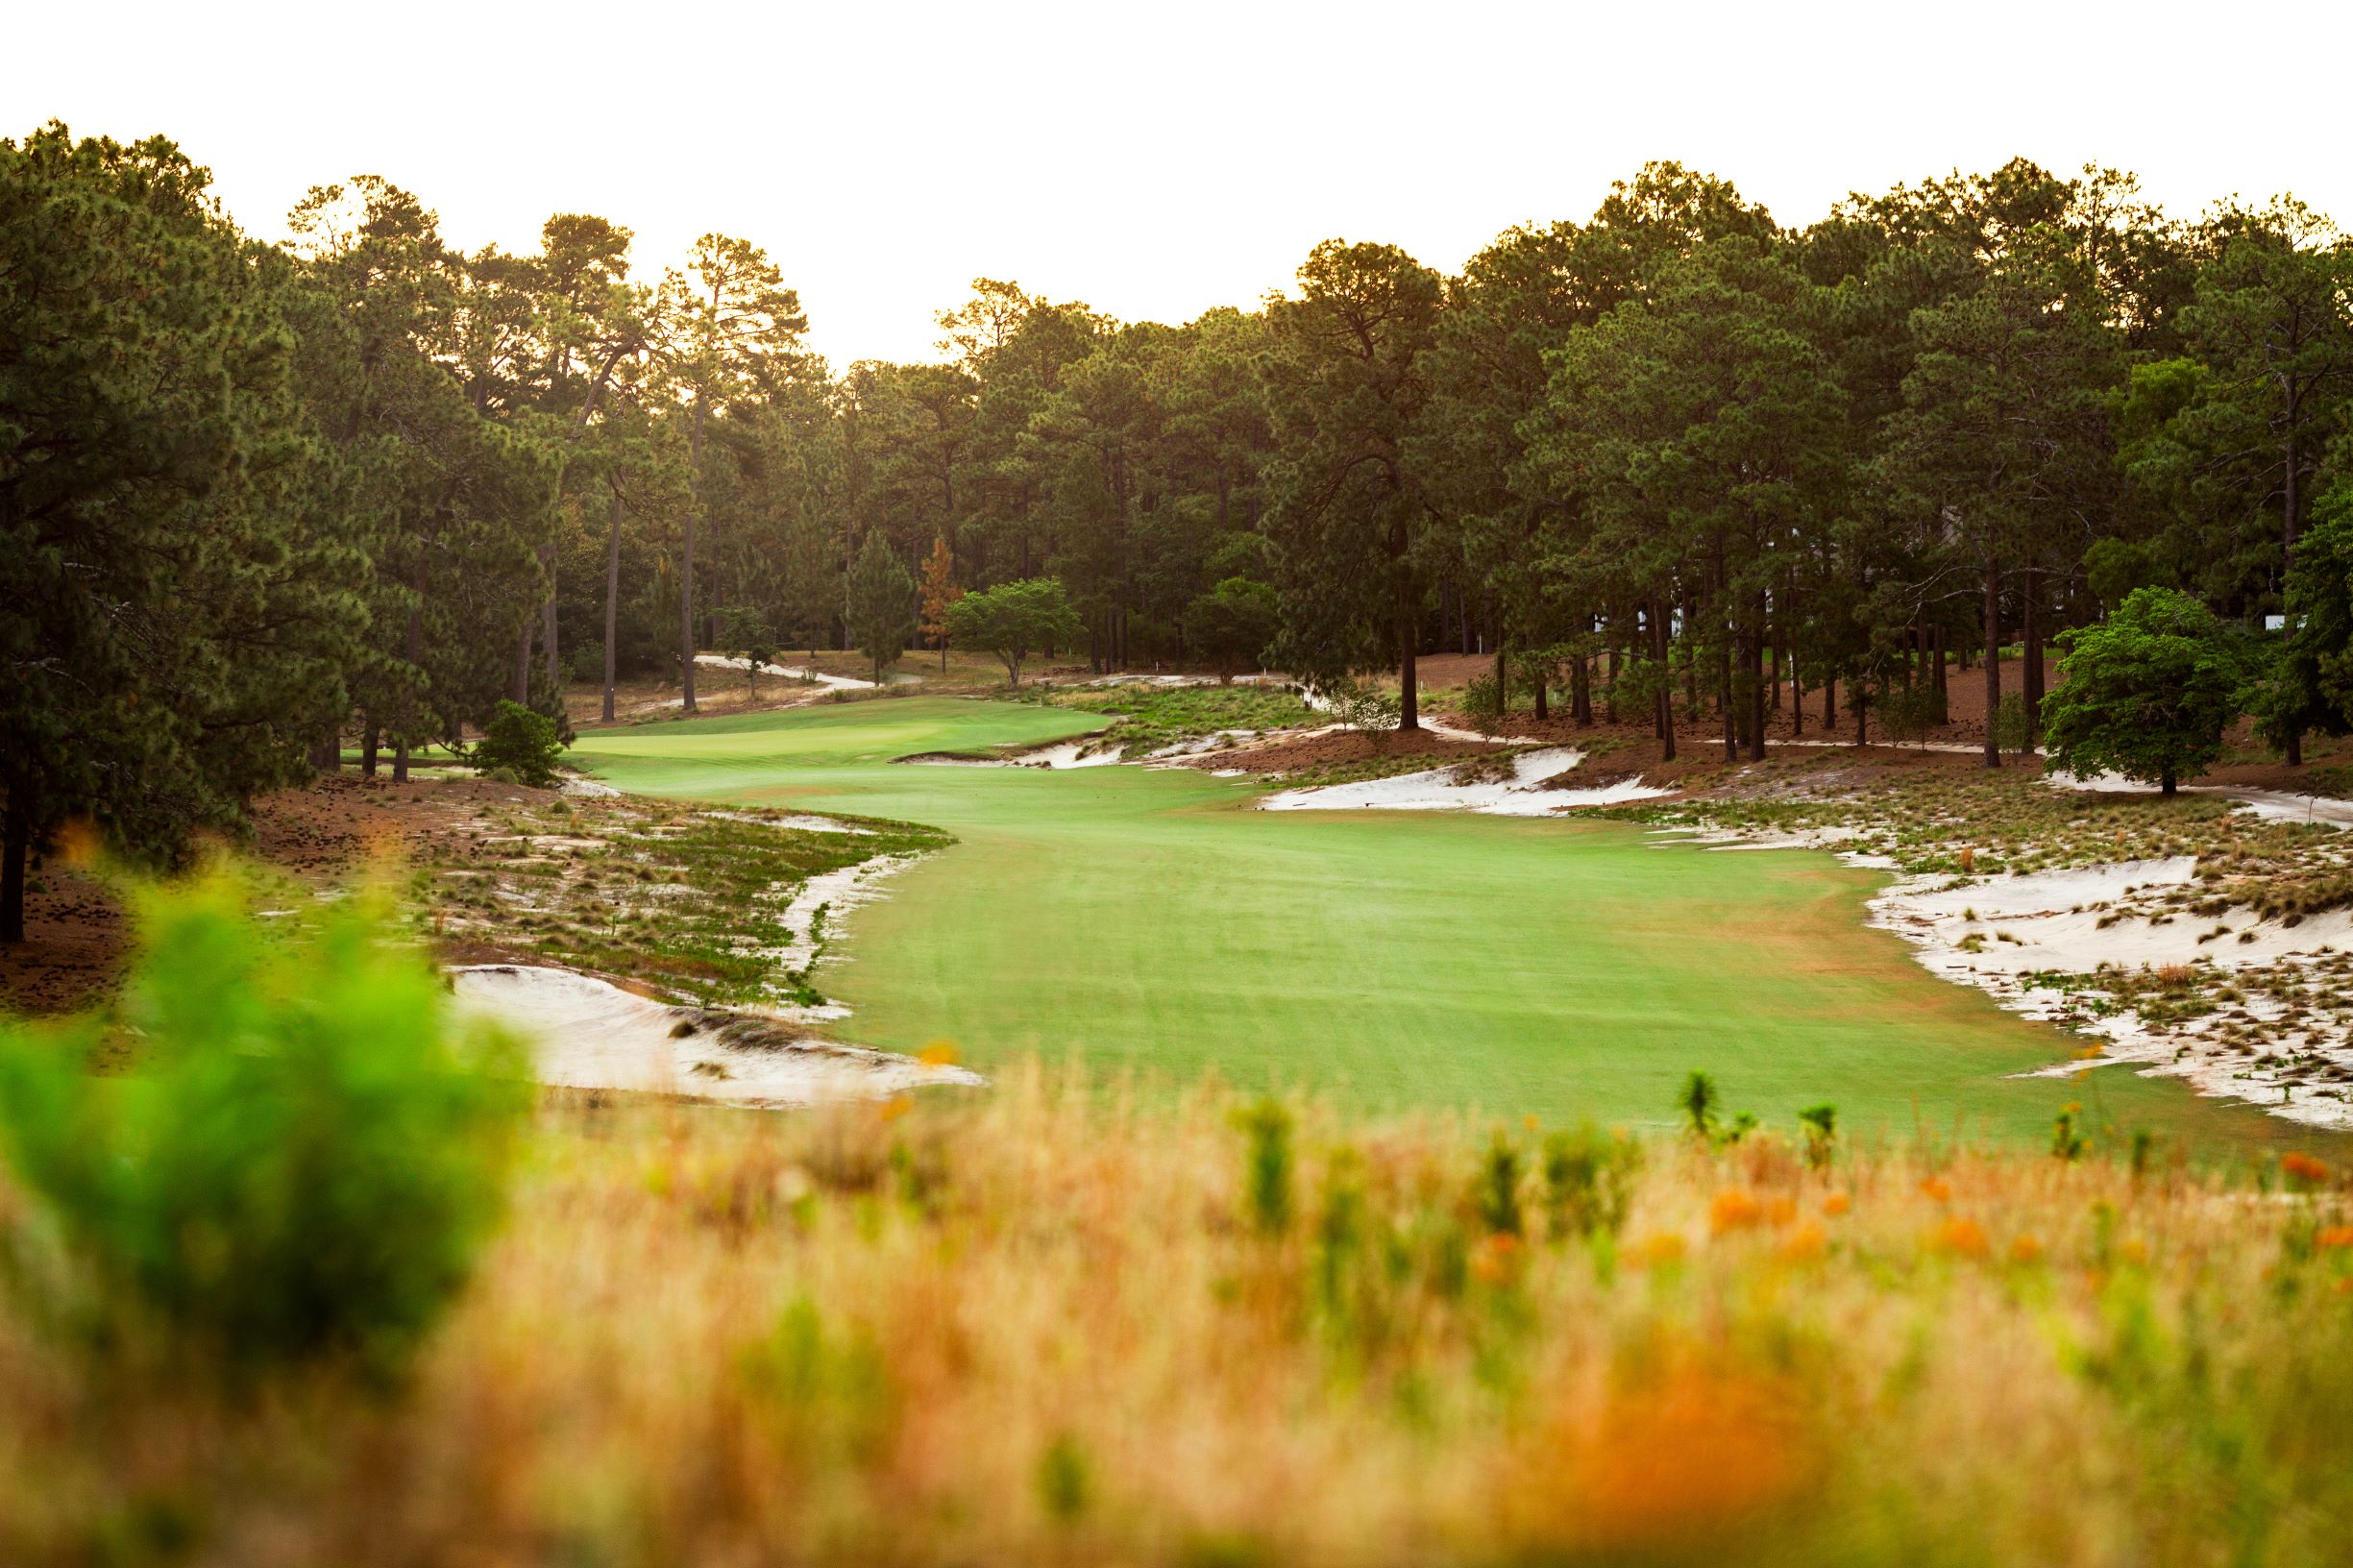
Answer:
2009, 1235, 2043, 1264
1822, 1191, 1851, 1217
1471, 1232, 1522, 1285
1766, 1195, 1798, 1227
1920, 1177, 1952, 1204
2283, 1153, 2331, 1185
1932, 1217, 1990, 1258
1710, 1189, 1766, 1234
918, 1039, 961, 1066
1778, 1221, 1826, 1263
2316, 1226, 2353, 1250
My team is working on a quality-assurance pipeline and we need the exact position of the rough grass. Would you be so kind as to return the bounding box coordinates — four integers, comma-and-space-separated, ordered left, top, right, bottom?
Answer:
413, 793, 945, 1008
1027, 683, 1320, 756
6, 1075, 2351, 1565
1273, 748, 1509, 791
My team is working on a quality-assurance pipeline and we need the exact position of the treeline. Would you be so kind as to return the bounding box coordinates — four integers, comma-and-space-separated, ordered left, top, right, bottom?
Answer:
9, 124, 2353, 938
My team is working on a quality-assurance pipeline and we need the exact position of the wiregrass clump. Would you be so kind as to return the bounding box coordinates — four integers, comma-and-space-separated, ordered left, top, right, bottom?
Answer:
3, 1066, 2352, 1564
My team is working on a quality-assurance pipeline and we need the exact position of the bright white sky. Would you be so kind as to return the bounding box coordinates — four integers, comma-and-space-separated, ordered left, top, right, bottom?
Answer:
11, 1, 2349, 368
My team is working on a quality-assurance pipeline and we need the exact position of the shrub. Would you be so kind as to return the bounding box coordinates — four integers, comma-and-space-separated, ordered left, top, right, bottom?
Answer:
1182, 577, 1279, 684
0, 870, 526, 1378
1234, 1099, 1292, 1235
1478, 1135, 1524, 1237
1876, 682, 1946, 742
1542, 1124, 1641, 1238
471, 699, 566, 787
1800, 1103, 1837, 1169
1991, 692, 2035, 754
564, 638, 603, 688
1462, 674, 1506, 736
1678, 1070, 1718, 1138
1326, 678, 1402, 744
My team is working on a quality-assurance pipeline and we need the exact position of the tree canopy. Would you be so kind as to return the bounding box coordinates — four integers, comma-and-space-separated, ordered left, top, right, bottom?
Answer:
2042, 588, 2244, 795
13, 130, 2353, 934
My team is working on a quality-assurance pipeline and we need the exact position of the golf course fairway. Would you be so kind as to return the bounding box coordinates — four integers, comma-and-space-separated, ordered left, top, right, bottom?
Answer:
573, 698, 2302, 1148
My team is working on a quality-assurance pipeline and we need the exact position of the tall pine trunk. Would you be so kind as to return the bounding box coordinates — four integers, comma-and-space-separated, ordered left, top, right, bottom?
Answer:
1651, 599, 1676, 762
1981, 557, 2001, 771
543, 543, 562, 696
1, 793, 29, 944
1747, 599, 1767, 762
602, 481, 624, 724
1395, 585, 1419, 731
682, 401, 706, 714
2021, 569, 2040, 747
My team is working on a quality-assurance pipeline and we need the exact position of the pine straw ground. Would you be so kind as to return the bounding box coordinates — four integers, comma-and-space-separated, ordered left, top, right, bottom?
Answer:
6, 1070, 2352, 1566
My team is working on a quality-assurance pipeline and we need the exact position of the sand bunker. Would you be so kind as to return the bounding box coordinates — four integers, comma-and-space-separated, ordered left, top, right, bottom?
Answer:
896, 738, 1123, 769
2052, 769, 2353, 828
755, 853, 922, 1017
450, 964, 982, 1107
701, 810, 873, 835
1686, 808, 2353, 1129
1864, 856, 2353, 1128
1261, 747, 1670, 815
695, 652, 877, 691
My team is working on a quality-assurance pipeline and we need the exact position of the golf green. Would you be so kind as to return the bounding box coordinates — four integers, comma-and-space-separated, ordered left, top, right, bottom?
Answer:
574, 698, 2301, 1148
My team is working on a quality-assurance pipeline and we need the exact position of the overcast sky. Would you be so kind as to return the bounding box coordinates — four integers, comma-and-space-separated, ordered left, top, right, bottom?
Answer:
11, 1, 2349, 367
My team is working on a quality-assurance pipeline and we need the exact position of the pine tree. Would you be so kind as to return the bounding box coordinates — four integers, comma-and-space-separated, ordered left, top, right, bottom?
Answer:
846, 532, 917, 685
918, 535, 961, 670
1, 125, 356, 940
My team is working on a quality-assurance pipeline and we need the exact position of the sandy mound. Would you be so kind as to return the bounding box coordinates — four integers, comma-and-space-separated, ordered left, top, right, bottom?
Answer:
1261, 747, 1671, 815
450, 965, 982, 1107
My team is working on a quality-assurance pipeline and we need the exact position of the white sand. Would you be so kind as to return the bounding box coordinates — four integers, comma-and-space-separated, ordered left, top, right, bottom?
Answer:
900, 738, 1124, 769
2053, 769, 2353, 827
559, 776, 624, 798
701, 810, 873, 835
695, 652, 875, 691
1865, 856, 2353, 1129
1261, 747, 1670, 815
449, 965, 981, 1107
1653, 797, 2353, 1127
763, 854, 920, 988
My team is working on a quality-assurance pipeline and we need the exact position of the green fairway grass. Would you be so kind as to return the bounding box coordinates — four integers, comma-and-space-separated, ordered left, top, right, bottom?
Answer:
573, 698, 2313, 1150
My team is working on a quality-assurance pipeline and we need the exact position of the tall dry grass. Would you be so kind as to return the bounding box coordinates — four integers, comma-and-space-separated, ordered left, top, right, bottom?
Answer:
3, 1066, 2351, 1566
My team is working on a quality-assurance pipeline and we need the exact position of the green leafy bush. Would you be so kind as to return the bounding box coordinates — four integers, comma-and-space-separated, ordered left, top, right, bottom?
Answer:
1991, 692, 2035, 754
1461, 673, 1506, 736
1326, 678, 1401, 743
0, 871, 526, 1377
1875, 681, 1946, 742
565, 638, 604, 688
471, 699, 566, 788
2044, 587, 2243, 795
1182, 576, 1279, 683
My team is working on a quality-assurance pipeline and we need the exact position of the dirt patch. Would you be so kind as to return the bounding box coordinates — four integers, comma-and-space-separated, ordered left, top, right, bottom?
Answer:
3, 773, 938, 1023
0, 865, 130, 1017
1192, 726, 1507, 777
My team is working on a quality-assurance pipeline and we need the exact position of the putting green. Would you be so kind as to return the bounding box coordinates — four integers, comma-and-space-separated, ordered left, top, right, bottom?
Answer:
575, 698, 2302, 1149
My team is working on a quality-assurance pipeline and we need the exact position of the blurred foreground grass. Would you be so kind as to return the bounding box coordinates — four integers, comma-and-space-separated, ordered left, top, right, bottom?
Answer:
7, 1090, 2353, 1562
4, 879, 2353, 1564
